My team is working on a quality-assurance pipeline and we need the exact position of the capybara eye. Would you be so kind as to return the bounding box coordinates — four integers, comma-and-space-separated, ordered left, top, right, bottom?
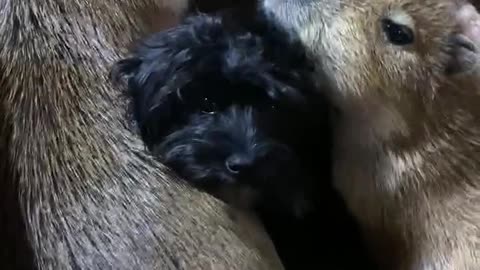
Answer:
381, 18, 414, 45
201, 97, 218, 114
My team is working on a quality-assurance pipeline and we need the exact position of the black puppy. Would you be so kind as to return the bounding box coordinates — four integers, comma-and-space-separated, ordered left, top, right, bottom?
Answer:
112, 11, 331, 216
112, 11, 377, 269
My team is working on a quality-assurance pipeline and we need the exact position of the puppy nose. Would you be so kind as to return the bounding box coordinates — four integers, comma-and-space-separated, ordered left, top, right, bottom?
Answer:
226, 155, 253, 174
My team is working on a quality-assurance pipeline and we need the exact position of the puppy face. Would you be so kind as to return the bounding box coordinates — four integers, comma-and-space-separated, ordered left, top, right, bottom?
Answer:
156, 106, 281, 187
156, 104, 316, 213
113, 13, 331, 215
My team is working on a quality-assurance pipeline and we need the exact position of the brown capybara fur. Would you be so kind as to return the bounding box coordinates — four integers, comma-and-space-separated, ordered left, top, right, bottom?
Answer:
0, 1, 284, 269
262, 0, 480, 269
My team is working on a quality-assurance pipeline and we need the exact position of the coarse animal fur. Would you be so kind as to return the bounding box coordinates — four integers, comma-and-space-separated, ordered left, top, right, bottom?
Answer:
114, 12, 376, 269
0, 1, 286, 269
262, 0, 480, 269
112, 12, 330, 216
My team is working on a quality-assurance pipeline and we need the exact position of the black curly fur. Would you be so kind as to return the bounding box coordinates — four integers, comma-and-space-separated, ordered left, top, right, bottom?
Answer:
112, 11, 329, 215
113, 12, 316, 142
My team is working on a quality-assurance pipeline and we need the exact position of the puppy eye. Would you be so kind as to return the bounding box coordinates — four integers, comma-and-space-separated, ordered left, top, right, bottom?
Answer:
201, 97, 218, 114
381, 18, 414, 45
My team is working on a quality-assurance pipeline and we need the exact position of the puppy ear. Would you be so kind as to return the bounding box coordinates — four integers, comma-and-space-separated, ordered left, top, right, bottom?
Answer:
112, 30, 197, 146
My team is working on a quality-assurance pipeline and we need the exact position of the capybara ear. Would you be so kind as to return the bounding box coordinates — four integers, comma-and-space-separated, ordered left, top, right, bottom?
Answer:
445, 34, 478, 74
446, 3, 480, 74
